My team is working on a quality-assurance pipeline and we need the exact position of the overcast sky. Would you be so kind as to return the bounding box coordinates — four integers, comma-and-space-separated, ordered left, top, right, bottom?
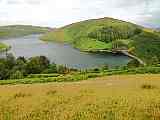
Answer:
0, 0, 160, 28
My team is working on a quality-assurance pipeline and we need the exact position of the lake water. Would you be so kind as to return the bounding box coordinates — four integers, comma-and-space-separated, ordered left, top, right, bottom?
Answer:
0, 34, 131, 69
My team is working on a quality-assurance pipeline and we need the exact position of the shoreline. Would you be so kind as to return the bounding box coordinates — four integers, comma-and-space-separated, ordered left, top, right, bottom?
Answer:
83, 49, 146, 66
41, 38, 146, 66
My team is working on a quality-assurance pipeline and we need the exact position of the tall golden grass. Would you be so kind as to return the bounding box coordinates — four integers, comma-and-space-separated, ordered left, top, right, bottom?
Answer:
0, 74, 160, 120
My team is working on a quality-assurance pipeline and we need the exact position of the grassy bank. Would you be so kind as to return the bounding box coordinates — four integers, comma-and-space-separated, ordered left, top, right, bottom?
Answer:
0, 74, 160, 119
41, 17, 160, 65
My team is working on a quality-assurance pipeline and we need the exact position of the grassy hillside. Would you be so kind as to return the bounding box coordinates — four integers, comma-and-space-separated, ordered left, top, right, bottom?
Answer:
0, 25, 50, 39
0, 42, 9, 51
0, 74, 160, 120
41, 17, 160, 65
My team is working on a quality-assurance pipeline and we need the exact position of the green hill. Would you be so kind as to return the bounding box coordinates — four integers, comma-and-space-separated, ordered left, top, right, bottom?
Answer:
0, 25, 50, 39
0, 42, 9, 52
41, 17, 160, 65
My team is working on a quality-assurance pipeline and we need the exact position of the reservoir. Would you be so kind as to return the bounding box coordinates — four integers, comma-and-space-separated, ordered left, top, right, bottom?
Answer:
0, 34, 131, 69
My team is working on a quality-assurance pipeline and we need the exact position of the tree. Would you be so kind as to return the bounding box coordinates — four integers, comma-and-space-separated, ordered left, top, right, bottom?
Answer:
9, 70, 24, 79
14, 57, 27, 75
42, 63, 57, 74
0, 60, 9, 80
150, 56, 160, 66
16, 56, 27, 63
134, 28, 142, 35
26, 56, 50, 74
5, 53, 16, 69
57, 65, 69, 74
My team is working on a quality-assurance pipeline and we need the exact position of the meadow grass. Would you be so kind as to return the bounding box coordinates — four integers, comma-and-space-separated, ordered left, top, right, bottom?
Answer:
0, 74, 160, 120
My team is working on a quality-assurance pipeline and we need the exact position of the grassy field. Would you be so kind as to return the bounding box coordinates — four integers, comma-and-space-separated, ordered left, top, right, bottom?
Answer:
0, 74, 160, 120
41, 17, 160, 65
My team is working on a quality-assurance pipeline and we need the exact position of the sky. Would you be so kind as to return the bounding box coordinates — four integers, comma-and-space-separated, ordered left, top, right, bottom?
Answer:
0, 0, 160, 28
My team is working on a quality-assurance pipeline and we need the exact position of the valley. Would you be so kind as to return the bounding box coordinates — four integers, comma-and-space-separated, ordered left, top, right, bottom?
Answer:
41, 17, 160, 65
0, 18, 160, 120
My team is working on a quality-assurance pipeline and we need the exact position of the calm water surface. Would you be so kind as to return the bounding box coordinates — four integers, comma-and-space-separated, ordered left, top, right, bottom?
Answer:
0, 34, 131, 69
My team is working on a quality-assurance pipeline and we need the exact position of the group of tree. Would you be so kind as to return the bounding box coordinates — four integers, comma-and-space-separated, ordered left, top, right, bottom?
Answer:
0, 54, 71, 80
88, 26, 142, 44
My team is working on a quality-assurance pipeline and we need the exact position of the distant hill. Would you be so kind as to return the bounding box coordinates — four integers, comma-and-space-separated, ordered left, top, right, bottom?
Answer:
0, 25, 51, 39
0, 42, 9, 52
41, 17, 160, 65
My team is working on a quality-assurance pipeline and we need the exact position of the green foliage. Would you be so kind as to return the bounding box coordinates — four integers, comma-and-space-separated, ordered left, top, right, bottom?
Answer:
0, 55, 77, 80
0, 65, 160, 85
9, 70, 24, 79
131, 31, 160, 65
0, 60, 9, 80
41, 17, 140, 51
6, 53, 16, 69
0, 55, 58, 80
127, 59, 142, 68
42, 63, 57, 74
26, 56, 50, 74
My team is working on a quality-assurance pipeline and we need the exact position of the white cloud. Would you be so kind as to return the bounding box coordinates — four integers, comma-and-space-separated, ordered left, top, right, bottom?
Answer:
0, 0, 159, 27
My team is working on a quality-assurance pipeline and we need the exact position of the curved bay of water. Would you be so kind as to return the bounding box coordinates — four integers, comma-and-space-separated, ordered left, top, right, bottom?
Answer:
0, 34, 131, 69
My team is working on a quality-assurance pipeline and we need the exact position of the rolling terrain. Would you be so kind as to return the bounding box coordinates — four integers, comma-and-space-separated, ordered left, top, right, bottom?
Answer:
0, 21, 160, 120
0, 74, 159, 120
41, 17, 160, 65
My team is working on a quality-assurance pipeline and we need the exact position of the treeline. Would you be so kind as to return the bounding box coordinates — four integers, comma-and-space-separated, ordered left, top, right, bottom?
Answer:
88, 26, 142, 44
0, 54, 74, 80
